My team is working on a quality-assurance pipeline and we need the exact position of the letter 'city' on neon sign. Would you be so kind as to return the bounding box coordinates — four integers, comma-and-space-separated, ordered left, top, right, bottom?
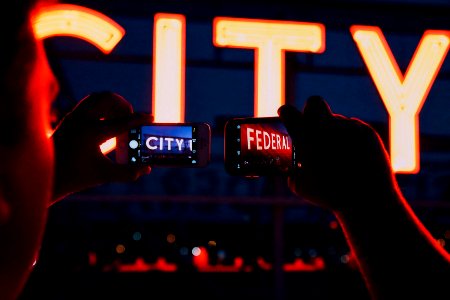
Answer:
351, 25, 450, 173
213, 17, 325, 117
32, 4, 445, 174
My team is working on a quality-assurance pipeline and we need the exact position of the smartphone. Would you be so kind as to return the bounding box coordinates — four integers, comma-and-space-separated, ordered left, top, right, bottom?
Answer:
224, 116, 296, 176
116, 122, 211, 167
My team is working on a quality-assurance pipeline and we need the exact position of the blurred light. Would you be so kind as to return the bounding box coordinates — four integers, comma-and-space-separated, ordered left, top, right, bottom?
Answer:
46, 129, 54, 138
100, 138, 116, 154
115, 256, 178, 272
308, 248, 318, 257
179, 246, 189, 256
234, 257, 244, 268
340, 254, 350, 264
283, 257, 325, 272
153, 13, 186, 122
351, 26, 450, 173
33, 4, 125, 54
214, 17, 325, 117
192, 246, 201, 256
217, 249, 226, 260
444, 230, 450, 239
154, 257, 177, 272
192, 246, 209, 269
208, 240, 217, 247
166, 233, 176, 244
256, 256, 272, 271
88, 251, 97, 266
132, 231, 142, 241
118, 257, 150, 272
116, 244, 126, 254
329, 220, 339, 230
437, 238, 446, 247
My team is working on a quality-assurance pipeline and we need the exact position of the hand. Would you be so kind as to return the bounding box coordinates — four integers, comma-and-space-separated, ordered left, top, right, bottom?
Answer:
278, 95, 397, 213
51, 92, 152, 204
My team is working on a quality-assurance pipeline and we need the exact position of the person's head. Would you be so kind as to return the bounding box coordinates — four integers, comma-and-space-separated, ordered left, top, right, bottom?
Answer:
0, 0, 60, 210
0, 0, 60, 298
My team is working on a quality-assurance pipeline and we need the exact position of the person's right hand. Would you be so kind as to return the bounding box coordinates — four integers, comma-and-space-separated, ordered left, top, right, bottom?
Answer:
278, 95, 397, 213
51, 91, 152, 204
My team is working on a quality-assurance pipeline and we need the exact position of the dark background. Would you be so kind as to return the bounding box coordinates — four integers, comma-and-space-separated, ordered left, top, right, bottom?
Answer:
20, 0, 450, 299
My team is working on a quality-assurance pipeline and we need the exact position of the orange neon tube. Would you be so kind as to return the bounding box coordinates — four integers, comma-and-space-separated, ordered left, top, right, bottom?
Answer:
351, 26, 450, 173
214, 17, 325, 117
33, 4, 125, 54
152, 13, 186, 122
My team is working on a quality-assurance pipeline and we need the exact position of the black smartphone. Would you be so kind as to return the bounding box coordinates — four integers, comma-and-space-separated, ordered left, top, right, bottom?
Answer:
224, 116, 297, 176
116, 122, 211, 167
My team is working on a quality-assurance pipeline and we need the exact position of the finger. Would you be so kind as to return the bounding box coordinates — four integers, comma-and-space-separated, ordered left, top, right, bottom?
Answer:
278, 104, 305, 172
97, 113, 153, 141
302, 95, 333, 122
69, 91, 134, 120
277, 104, 303, 142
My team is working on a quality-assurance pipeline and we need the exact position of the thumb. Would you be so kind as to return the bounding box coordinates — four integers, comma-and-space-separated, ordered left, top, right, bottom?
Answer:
303, 95, 333, 122
278, 104, 303, 142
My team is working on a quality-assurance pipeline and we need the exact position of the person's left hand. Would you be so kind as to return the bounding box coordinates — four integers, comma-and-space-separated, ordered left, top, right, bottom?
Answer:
51, 92, 152, 204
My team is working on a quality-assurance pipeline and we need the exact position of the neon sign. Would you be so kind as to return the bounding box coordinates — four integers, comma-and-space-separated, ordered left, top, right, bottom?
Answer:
33, 4, 450, 173
351, 26, 450, 173
213, 17, 325, 117
33, 4, 125, 54
152, 13, 186, 123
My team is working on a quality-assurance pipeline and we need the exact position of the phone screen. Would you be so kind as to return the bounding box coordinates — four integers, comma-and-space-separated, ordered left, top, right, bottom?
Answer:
128, 124, 202, 166
225, 117, 296, 176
